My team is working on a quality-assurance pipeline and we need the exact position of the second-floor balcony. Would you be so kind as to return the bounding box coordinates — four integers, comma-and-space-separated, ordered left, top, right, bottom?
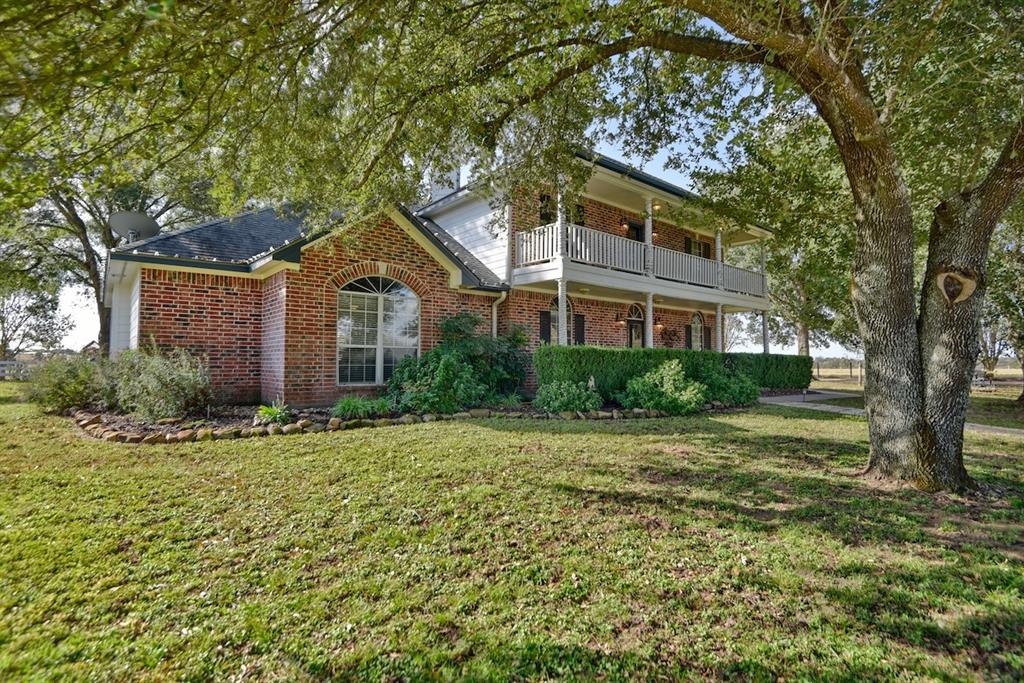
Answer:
514, 223, 767, 299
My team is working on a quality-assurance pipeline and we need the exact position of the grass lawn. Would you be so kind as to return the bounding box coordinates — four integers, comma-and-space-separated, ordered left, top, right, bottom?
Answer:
813, 385, 1024, 431
1, 381, 1023, 680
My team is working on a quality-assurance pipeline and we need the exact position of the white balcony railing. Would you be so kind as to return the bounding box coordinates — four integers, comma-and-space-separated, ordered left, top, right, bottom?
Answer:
567, 224, 645, 273
653, 246, 718, 287
723, 263, 766, 297
514, 223, 767, 299
516, 222, 560, 266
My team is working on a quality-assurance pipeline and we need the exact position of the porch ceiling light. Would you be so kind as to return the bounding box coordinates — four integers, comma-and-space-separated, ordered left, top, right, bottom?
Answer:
653, 201, 663, 211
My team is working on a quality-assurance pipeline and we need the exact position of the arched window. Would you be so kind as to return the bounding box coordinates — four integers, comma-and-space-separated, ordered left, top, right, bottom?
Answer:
549, 297, 573, 344
690, 312, 705, 351
626, 303, 644, 348
337, 276, 419, 384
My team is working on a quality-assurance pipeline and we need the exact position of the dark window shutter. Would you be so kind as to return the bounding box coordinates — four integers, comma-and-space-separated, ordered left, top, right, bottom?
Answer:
703, 325, 712, 350
685, 325, 693, 349
539, 194, 553, 223
684, 236, 692, 254
573, 314, 585, 345
574, 204, 586, 226
702, 242, 712, 259
539, 310, 551, 344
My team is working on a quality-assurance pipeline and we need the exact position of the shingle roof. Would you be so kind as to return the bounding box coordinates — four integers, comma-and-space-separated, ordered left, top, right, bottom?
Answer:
398, 207, 506, 290
109, 205, 506, 290
110, 208, 305, 265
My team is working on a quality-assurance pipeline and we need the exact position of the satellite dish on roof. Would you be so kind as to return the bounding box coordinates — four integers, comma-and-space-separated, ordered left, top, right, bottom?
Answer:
109, 211, 160, 242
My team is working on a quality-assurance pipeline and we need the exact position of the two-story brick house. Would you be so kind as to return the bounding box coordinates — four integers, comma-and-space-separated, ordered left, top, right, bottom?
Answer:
103, 155, 772, 406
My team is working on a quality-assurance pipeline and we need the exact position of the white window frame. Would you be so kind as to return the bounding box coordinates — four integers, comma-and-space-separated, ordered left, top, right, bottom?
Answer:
691, 312, 705, 351
337, 277, 421, 386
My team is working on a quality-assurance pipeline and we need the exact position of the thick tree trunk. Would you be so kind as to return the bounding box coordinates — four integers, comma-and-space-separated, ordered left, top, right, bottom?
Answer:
1018, 359, 1024, 402
796, 323, 810, 357
912, 197, 992, 492
96, 295, 110, 357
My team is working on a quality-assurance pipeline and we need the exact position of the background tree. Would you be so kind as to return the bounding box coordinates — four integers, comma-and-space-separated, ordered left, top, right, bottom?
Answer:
0, 239, 69, 359
3, 2, 1024, 491
988, 214, 1024, 399
2, 163, 215, 354
699, 120, 857, 356
977, 299, 1009, 381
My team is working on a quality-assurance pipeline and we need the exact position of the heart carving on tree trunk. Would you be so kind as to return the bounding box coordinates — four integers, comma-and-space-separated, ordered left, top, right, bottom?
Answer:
935, 270, 977, 305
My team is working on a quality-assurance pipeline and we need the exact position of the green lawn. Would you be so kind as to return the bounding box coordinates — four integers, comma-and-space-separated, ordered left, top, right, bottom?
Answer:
816, 387, 1024, 430
1, 382, 1023, 680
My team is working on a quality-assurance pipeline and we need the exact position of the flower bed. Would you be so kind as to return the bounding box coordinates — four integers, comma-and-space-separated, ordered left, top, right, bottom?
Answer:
70, 401, 744, 445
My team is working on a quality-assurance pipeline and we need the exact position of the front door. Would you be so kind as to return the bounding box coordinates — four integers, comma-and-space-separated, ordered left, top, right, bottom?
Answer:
627, 320, 644, 348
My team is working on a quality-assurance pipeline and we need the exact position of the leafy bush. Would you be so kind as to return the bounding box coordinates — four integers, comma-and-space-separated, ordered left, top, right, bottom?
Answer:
27, 355, 98, 413
534, 346, 811, 398
621, 360, 707, 415
699, 365, 760, 406
386, 313, 528, 414
438, 312, 528, 394
255, 399, 292, 425
387, 350, 488, 414
532, 380, 603, 414
331, 396, 392, 419
111, 348, 212, 421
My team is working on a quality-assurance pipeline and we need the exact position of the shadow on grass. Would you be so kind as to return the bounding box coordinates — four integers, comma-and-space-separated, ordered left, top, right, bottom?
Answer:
319, 638, 952, 682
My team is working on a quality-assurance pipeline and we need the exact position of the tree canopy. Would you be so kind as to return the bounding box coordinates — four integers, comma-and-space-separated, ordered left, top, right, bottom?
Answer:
3, 1, 1024, 491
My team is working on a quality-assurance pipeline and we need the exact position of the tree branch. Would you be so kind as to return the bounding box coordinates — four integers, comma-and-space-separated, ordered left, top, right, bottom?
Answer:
973, 116, 1024, 220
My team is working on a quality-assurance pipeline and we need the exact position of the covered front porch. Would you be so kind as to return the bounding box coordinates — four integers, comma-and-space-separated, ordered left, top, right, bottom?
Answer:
510, 280, 769, 354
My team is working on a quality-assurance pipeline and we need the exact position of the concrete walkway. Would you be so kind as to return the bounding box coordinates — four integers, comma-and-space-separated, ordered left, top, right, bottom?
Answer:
760, 391, 1024, 439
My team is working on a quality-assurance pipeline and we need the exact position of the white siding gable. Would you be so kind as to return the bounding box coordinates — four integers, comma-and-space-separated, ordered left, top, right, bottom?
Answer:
425, 197, 508, 282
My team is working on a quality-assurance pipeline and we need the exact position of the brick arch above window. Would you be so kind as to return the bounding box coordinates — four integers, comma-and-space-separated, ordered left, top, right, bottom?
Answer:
325, 261, 430, 298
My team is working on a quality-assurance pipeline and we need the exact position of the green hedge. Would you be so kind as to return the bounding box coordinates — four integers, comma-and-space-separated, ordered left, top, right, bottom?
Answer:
533, 346, 812, 399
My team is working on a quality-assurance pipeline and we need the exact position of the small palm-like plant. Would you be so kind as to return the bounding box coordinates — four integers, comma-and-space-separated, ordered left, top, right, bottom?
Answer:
254, 399, 291, 426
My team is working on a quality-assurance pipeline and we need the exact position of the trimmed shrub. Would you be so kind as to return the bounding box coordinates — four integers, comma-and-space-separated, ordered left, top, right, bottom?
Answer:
112, 348, 213, 421
723, 352, 813, 390
27, 355, 99, 413
534, 346, 811, 397
331, 396, 392, 419
621, 360, 707, 415
388, 349, 488, 414
533, 380, 603, 414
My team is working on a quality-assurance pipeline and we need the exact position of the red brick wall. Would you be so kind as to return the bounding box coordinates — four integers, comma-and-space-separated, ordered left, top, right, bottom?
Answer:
261, 271, 287, 402
278, 216, 496, 406
137, 268, 263, 403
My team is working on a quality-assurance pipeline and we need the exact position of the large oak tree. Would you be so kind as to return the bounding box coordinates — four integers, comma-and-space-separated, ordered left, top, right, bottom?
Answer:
3, 1, 1023, 491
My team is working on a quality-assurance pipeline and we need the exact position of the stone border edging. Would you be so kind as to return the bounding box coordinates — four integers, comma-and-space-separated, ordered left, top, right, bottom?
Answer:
71, 402, 744, 446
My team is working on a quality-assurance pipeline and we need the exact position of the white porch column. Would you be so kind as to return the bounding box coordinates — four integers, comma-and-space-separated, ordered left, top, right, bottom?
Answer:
759, 240, 767, 273
644, 291, 654, 348
555, 182, 567, 259
643, 197, 654, 276
716, 303, 724, 352
761, 310, 770, 353
715, 227, 724, 289
557, 278, 569, 346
